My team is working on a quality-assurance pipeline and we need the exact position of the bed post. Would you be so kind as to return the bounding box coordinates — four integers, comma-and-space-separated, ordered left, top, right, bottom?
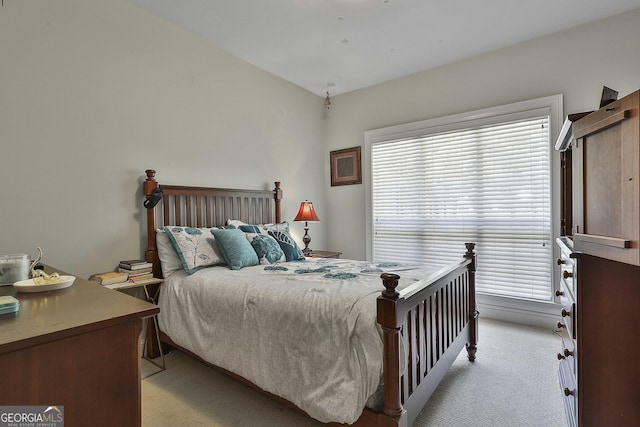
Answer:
464, 242, 478, 361
273, 181, 282, 223
377, 273, 407, 427
143, 169, 161, 278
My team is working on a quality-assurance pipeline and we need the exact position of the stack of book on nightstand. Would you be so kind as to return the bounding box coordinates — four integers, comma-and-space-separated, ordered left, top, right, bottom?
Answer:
89, 260, 160, 290
0, 296, 19, 315
118, 259, 153, 283
88, 271, 129, 286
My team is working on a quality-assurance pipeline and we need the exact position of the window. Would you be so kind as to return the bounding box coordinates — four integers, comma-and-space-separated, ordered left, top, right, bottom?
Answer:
365, 96, 562, 302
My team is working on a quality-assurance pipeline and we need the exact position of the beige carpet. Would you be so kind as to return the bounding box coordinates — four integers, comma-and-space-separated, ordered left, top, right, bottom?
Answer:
142, 318, 567, 427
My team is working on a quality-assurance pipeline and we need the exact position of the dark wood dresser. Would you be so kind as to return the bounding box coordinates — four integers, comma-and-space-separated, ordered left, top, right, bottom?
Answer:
0, 267, 158, 427
556, 90, 640, 427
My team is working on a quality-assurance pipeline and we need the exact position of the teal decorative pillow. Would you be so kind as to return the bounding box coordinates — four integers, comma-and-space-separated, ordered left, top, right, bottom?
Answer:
163, 226, 226, 274
211, 229, 259, 270
245, 233, 286, 264
238, 225, 262, 234
268, 230, 305, 261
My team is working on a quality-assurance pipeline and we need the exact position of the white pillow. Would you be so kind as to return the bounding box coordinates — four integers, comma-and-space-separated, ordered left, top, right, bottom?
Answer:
156, 229, 183, 278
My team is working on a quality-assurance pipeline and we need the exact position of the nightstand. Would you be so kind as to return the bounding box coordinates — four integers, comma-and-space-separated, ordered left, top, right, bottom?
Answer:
106, 278, 165, 377
306, 250, 342, 259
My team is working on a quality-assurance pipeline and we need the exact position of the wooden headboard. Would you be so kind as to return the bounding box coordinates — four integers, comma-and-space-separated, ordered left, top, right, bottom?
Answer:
142, 169, 283, 278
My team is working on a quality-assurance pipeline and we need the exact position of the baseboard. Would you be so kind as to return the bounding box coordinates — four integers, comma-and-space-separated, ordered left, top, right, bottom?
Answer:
477, 294, 562, 330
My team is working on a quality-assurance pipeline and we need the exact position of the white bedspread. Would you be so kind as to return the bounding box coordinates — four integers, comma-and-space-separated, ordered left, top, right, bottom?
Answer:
157, 258, 433, 424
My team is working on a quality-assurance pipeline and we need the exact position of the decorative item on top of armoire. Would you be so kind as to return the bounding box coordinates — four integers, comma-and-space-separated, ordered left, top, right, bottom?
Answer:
330, 146, 362, 186
293, 200, 320, 255
599, 85, 618, 108
555, 89, 640, 427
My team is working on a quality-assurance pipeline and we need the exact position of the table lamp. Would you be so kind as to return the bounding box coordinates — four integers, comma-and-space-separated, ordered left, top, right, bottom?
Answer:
294, 200, 320, 255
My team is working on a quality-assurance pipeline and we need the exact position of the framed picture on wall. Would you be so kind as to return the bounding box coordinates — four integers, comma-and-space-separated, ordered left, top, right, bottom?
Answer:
330, 146, 362, 186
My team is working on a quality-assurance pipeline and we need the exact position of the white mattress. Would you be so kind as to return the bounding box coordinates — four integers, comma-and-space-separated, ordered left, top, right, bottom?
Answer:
157, 258, 432, 424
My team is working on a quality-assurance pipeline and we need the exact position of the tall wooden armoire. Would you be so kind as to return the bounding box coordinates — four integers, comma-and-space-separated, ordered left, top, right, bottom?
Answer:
556, 90, 640, 427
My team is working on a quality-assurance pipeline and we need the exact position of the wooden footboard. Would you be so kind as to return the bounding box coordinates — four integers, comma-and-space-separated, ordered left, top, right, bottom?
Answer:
338, 243, 478, 427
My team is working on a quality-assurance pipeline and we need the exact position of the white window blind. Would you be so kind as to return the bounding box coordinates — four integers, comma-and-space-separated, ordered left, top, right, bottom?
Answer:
369, 107, 554, 301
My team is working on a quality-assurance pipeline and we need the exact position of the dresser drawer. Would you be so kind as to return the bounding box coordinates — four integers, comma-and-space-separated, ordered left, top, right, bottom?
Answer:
558, 282, 575, 340
560, 263, 575, 300
559, 332, 576, 376
556, 237, 576, 301
559, 358, 577, 427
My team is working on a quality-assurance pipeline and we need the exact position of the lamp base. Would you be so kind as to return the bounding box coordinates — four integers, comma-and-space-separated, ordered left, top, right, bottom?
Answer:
302, 225, 312, 255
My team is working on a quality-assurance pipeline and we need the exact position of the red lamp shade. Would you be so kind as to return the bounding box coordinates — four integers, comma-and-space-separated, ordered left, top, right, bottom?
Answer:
294, 201, 320, 222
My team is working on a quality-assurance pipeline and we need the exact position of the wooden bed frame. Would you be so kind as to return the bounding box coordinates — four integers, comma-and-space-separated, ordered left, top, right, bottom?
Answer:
142, 169, 478, 427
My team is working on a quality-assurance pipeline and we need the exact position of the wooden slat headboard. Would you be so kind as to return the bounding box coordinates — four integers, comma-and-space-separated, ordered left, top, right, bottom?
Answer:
142, 169, 283, 277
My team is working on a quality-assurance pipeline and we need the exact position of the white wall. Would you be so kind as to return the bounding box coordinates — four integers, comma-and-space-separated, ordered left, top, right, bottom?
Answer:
324, 8, 640, 261
0, 0, 326, 279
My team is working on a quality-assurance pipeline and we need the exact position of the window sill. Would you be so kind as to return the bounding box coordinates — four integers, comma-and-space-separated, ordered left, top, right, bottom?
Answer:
476, 293, 561, 329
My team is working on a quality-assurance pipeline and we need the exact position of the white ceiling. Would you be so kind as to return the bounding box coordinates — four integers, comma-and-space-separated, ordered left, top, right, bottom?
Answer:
129, 0, 640, 97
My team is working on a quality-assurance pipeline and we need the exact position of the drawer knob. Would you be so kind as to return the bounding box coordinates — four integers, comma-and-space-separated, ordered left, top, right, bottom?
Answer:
557, 258, 565, 265
561, 309, 571, 318
563, 270, 573, 279
564, 348, 574, 357
557, 321, 566, 329
555, 289, 564, 297
557, 353, 565, 360
564, 387, 575, 396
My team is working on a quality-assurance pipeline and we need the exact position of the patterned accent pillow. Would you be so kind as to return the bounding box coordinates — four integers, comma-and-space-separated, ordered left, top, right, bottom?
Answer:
245, 233, 286, 264
261, 221, 290, 233
268, 230, 305, 261
163, 226, 226, 274
228, 219, 290, 233
211, 229, 259, 270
